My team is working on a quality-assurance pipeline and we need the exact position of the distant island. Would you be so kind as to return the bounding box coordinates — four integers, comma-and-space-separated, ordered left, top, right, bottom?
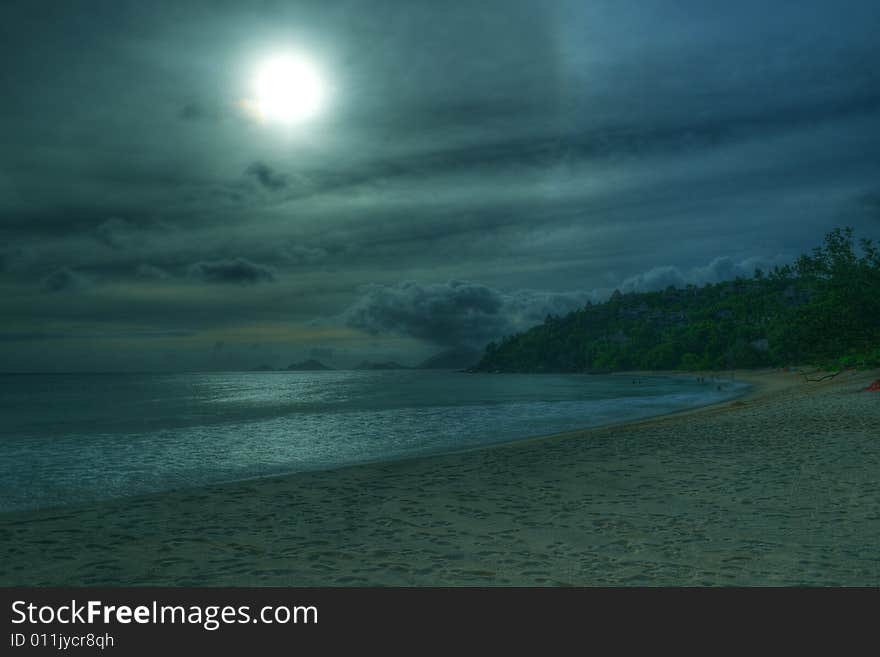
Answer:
354, 361, 410, 370
475, 227, 880, 373
352, 349, 482, 370
286, 359, 334, 371
251, 354, 480, 371
418, 348, 482, 370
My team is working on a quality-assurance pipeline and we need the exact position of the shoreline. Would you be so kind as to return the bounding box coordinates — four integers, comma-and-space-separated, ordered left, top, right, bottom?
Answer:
1, 371, 752, 517
2, 367, 878, 585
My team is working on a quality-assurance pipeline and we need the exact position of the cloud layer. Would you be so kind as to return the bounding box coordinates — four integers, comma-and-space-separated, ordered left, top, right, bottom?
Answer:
187, 258, 277, 285
343, 252, 793, 347
42, 268, 91, 293
618, 256, 792, 294
2, 0, 879, 370
344, 280, 595, 348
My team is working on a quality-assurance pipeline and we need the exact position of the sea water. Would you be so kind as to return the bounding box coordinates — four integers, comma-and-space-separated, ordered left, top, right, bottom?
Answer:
0, 371, 747, 512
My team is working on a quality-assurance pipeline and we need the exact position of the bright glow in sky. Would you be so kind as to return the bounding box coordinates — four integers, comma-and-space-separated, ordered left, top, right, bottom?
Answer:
3, 1, 880, 372
249, 54, 325, 124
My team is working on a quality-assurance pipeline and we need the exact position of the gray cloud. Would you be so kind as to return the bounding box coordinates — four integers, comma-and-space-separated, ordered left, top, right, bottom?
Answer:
246, 162, 287, 191
280, 91, 880, 204
187, 258, 277, 285
3, 0, 880, 371
42, 268, 91, 293
343, 252, 797, 348
135, 263, 172, 280
94, 217, 136, 249
275, 245, 328, 265
618, 255, 791, 293
345, 280, 596, 348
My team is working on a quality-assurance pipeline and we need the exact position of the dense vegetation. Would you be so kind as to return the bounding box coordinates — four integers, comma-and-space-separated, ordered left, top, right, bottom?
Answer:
475, 228, 880, 373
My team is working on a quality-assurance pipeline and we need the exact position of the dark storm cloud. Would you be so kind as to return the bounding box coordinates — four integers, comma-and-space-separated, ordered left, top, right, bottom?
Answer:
187, 257, 277, 284
344, 280, 596, 348
3, 0, 880, 370
342, 250, 798, 347
245, 162, 287, 190
42, 268, 91, 293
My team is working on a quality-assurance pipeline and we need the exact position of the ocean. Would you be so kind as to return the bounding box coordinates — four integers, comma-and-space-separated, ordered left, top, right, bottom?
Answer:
0, 370, 747, 512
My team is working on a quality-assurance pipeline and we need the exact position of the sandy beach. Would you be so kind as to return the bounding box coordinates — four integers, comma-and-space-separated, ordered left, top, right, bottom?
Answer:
1, 368, 878, 586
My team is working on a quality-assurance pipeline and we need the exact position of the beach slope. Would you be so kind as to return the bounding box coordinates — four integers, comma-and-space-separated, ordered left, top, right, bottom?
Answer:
1, 369, 878, 586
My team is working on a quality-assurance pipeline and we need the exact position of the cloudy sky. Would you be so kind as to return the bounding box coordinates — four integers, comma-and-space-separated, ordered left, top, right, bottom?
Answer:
2, 0, 879, 371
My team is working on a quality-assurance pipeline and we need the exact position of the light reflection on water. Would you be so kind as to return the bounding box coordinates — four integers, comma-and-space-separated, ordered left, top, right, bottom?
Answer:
0, 371, 747, 511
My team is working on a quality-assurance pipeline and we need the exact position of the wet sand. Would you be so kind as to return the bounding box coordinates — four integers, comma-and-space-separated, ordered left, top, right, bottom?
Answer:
1, 368, 878, 586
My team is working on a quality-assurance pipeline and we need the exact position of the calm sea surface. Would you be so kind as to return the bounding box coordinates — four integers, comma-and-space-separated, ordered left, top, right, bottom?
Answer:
0, 371, 747, 511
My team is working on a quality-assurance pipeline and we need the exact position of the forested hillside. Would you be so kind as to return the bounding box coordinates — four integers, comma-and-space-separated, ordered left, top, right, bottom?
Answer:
475, 228, 880, 372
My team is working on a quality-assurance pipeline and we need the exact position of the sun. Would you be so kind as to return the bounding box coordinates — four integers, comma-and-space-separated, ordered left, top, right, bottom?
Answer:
248, 54, 325, 124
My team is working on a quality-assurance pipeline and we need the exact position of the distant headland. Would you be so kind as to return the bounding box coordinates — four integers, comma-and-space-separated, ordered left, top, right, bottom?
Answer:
473, 228, 880, 374
286, 359, 334, 371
